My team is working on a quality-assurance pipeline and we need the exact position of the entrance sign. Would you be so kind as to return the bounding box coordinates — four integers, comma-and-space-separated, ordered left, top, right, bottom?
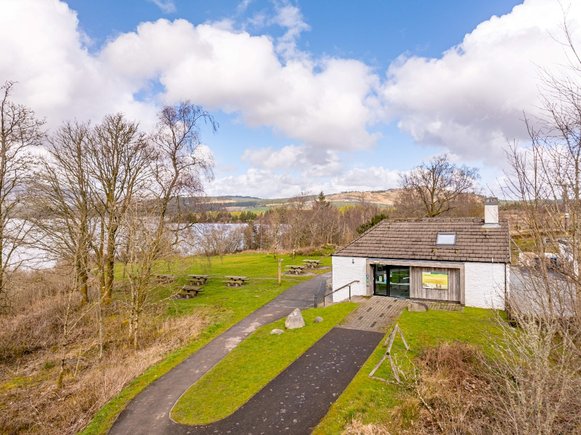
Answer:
422, 271, 448, 290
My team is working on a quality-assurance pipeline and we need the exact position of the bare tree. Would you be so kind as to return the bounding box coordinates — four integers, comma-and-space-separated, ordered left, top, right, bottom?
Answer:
121, 103, 216, 347
31, 121, 94, 303
495, 15, 581, 434
119, 204, 173, 349
0, 81, 44, 310
399, 154, 479, 217
149, 103, 215, 231
86, 114, 152, 302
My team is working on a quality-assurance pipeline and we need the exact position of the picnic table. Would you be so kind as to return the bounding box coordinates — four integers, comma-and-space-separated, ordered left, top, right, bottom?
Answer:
188, 274, 209, 286
286, 265, 306, 275
225, 276, 248, 287
178, 285, 204, 299
155, 274, 176, 283
302, 259, 321, 269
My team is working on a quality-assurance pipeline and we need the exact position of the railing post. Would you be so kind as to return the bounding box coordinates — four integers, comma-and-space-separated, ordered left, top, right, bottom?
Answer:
321, 280, 358, 306
314, 294, 317, 308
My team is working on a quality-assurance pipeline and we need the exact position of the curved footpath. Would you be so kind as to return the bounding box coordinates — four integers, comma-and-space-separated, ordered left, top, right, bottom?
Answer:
110, 274, 329, 435
110, 274, 383, 434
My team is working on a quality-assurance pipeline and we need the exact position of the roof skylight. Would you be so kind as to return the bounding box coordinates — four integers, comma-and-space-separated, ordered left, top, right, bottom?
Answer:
436, 232, 456, 245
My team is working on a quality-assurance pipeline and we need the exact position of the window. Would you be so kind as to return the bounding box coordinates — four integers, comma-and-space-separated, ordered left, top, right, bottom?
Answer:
436, 232, 456, 245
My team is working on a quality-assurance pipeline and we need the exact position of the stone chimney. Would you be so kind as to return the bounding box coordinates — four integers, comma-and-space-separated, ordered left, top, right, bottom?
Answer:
483, 197, 499, 227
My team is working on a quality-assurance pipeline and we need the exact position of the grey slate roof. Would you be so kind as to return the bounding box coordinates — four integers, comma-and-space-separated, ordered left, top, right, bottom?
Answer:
335, 218, 510, 263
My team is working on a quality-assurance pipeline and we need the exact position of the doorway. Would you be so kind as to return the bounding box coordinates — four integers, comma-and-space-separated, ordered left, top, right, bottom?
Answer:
373, 265, 410, 298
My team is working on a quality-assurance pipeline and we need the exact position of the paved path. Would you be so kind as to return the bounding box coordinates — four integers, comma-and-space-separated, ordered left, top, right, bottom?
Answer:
173, 327, 382, 434
342, 296, 408, 332
110, 274, 329, 435
342, 296, 462, 332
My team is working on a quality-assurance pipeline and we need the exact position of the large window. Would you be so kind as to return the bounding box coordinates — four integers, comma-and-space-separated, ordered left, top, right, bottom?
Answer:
373, 265, 410, 298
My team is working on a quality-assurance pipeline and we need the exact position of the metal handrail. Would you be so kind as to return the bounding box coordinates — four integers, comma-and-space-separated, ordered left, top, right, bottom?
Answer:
314, 280, 359, 307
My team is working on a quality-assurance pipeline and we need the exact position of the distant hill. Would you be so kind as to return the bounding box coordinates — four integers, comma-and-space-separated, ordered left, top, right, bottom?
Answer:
324, 190, 399, 206
185, 190, 400, 212
169, 189, 486, 215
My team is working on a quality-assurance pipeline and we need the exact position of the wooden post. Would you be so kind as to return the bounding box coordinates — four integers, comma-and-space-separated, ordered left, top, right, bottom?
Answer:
278, 258, 283, 285
369, 323, 410, 384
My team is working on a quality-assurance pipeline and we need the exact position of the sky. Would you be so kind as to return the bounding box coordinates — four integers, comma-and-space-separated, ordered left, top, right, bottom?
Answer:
1, 0, 580, 198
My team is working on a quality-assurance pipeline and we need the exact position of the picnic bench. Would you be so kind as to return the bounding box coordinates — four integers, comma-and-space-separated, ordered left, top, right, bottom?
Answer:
302, 259, 321, 269
188, 274, 209, 286
155, 274, 176, 284
178, 285, 204, 299
286, 265, 306, 275
225, 276, 248, 287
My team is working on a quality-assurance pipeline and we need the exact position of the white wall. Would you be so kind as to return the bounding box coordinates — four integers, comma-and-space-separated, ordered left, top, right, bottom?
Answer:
331, 256, 367, 301
464, 262, 508, 309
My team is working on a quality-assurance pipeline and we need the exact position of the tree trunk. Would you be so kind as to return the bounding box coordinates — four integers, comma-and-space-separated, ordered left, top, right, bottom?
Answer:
104, 219, 117, 302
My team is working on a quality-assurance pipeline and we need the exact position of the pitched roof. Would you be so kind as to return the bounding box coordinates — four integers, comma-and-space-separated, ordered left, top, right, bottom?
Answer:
335, 218, 510, 263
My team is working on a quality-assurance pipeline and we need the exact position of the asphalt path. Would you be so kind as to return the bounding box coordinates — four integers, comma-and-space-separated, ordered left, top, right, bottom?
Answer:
175, 327, 382, 435
110, 273, 383, 435
110, 274, 329, 435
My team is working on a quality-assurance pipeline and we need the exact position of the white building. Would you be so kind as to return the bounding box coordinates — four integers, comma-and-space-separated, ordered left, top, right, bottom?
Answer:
332, 198, 510, 309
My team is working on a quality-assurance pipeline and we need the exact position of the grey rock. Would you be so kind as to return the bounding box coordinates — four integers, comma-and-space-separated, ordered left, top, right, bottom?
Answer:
285, 308, 306, 329
408, 301, 428, 312
270, 328, 284, 335
314, 316, 324, 323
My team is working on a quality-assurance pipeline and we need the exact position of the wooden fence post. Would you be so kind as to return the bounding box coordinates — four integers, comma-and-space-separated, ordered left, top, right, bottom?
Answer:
278, 258, 283, 285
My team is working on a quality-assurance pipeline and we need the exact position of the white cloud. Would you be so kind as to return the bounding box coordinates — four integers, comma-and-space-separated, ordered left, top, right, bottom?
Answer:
236, 0, 253, 14
242, 145, 303, 169
271, 2, 310, 59
101, 19, 380, 150
208, 162, 400, 198
330, 166, 401, 192
382, 0, 581, 162
208, 168, 302, 198
3, 0, 581, 200
0, 0, 158, 129
242, 145, 341, 176
0, 0, 379, 151
148, 0, 176, 14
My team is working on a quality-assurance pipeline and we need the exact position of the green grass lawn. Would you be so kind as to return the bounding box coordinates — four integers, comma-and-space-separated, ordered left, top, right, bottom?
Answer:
82, 252, 331, 435
314, 307, 505, 434
171, 302, 357, 425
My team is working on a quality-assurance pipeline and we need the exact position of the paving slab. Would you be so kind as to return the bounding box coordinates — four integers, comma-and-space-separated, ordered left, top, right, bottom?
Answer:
341, 296, 408, 332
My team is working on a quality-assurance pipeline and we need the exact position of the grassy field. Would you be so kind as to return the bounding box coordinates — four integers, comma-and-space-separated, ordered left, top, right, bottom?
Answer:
171, 302, 357, 425
82, 252, 331, 435
314, 307, 504, 434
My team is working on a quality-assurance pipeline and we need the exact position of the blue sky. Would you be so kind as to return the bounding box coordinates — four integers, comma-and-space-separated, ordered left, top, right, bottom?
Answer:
1, 0, 579, 197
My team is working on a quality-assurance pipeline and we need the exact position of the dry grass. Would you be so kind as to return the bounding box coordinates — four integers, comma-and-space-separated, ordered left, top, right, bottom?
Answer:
369, 336, 580, 435
344, 419, 391, 435
343, 343, 492, 435
405, 343, 493, 434
342, 343, 493, 435
0, 270, 212, 434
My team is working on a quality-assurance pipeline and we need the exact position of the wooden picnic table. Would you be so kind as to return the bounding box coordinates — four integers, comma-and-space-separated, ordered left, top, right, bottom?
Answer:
155, 274, 176, 283
225, 276, 248, 287
187, 274, 209, 285
302, 259, 321, 268
286, 265, 306, 275
178, 285, 204, 299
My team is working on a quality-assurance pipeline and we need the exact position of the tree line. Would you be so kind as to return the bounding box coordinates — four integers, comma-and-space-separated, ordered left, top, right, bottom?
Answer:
0, 80, 216, 349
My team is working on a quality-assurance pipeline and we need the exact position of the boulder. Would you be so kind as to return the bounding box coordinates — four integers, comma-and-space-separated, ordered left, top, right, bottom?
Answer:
270, 328, 284, 335
285, 308, 306, 329
314, 316, 324, 323
408, 301, 428, 312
